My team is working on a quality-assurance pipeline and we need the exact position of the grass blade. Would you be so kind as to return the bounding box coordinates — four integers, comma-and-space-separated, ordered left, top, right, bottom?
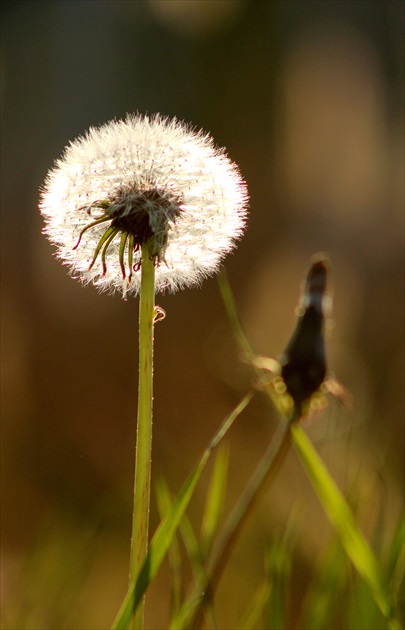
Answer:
291, 422, 401, 629
155, 477, 183, 618
112, 391, 254, 630
237, 581, 272, 630
300, 539, 349, 630
217, 271, 255, 361
265, 514, 299, 630
201, 446, 230, 554
388, 514, 405, 604
171, 418, 293, 630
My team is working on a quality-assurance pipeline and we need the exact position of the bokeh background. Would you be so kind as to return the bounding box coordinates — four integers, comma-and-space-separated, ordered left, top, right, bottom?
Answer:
1, 1, 404, 628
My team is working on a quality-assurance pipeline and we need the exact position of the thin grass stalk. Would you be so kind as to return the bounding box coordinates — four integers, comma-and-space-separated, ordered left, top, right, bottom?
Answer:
113, 392, 254, 630
187, 413, 296, 629
130, 243, 155, 629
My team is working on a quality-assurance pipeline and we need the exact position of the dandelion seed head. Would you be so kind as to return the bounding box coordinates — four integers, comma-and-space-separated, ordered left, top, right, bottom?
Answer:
39, 114, 248, 295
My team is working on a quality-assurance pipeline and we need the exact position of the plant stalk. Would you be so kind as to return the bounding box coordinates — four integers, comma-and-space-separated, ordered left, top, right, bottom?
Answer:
187, 414, 296, 629
130, 243, 155, 629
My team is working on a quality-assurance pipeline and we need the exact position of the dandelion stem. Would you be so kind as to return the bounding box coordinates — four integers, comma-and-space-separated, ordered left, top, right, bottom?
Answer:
130, 243, 155, 629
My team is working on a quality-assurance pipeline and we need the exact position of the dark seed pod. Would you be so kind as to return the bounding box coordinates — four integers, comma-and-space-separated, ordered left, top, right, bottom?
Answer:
280, 255, 328, 416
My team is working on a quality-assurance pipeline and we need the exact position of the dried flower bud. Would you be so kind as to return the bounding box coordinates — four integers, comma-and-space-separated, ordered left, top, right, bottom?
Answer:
40, 114, 248, 296
280, 255, 329, 415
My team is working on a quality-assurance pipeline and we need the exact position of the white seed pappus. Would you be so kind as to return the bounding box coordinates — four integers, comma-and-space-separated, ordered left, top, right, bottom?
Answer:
39, 114, 249, 296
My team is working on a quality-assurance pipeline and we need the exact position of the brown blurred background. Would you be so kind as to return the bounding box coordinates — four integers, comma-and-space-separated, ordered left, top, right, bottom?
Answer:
1, 1, 404, 628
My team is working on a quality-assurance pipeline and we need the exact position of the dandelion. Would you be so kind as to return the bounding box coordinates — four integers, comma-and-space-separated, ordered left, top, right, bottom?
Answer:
39, 114, 248, 296
39, 114, 248, 629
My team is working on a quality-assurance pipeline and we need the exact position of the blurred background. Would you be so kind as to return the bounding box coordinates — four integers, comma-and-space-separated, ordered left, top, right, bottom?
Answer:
1, 1, 403, 628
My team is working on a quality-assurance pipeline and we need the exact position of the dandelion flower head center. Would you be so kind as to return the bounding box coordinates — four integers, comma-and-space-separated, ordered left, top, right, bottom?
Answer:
40, 114, 248, 296
77, 182, 183, 278
107, 187, 182, 248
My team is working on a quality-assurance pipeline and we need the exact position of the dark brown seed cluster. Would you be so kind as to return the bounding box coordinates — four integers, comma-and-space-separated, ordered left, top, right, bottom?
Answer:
73, 188, 183, 280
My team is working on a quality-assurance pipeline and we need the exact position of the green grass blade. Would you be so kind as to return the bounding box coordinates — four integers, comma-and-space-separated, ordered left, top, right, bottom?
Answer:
155, 480, 213, 625
155, 477, 183, 618
169, 592, 204, 630
217, 271, 285, 413
178, 510, 205, 582
300, 539, 349, 630
175, 507, 220, 628
217, 271, 255, 361
112, 391, 254, 630
388, 514, 405, 604
155, 478, 204, 584
237, 581, 272, 630
264, 516, 299, 630
171, 419, 294, 630
291, 422, 401, 629
347, 577, 386, 630
201, 446, 229, 555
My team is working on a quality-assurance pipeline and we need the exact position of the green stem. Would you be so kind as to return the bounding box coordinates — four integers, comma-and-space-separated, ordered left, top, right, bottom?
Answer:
185, 414, 295, 630
113, 392, 254, 630
130, 243, 155, 629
